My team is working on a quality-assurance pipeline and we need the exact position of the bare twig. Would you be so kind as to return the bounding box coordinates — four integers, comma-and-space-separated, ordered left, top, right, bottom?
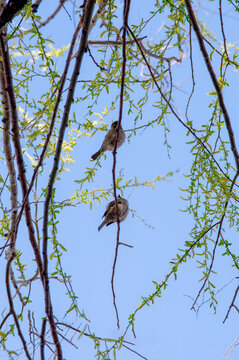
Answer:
0, 312, 11, 330
218, 0, 229, 59
111, 0, 131, 330
223, 284, 239, 323
89, 0, 107, 32
37, 0, 67, 27
224, 336, 239, 359
87, 45, 106, 70
122, 344, 148, 360
185, 23, 195, 122
186, 279, 234, 313
88, 37, 146, 46
118, 242, 133, 248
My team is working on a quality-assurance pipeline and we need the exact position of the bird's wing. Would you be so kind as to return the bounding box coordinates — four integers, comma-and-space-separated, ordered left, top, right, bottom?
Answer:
102, 129, 115, 148
102, 200, 115, 218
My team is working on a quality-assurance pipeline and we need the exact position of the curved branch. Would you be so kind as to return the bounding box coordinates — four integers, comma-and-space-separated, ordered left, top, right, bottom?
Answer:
37, 0, 67, 28
184, 0, 239, 170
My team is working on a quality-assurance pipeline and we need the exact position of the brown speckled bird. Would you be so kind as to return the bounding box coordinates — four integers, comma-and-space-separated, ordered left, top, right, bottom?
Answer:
91, 121, 125, 160
98, 196, 129, 231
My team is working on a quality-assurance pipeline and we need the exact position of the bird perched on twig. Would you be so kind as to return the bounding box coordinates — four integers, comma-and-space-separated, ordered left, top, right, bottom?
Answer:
91, 121, 125, 160
98, 195, 129, 231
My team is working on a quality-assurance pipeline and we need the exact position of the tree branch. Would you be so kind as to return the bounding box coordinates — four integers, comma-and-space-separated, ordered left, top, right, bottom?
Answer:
0, 0, 28, 30
127, 25, 236, 186
184, 0, 239, 170
111, 0, 131, 330
37, 0, 67, 27
0, 27, 43, 280
41, 1, 96, 358
223, 284, 239, 323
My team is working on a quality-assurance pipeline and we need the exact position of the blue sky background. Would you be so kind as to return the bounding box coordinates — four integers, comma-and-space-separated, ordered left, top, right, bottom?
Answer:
1, 1, 239, 359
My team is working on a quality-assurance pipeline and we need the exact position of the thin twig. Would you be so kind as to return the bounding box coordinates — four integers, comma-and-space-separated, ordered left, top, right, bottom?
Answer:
218, 0, 229, 59
37, 0, 67, 27
111, 0, 131, 330
122, 344, 148, 360
185, 23, 195, 122
87, 45, 106, 70
223, 284, 239, 323
88, 37, 146, 46
0, 311, 11, 330
119, 242, 133, 248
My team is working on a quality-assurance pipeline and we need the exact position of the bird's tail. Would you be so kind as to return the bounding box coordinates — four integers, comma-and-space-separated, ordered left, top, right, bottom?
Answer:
98, 219, 107, 231
91, 150, 101, 160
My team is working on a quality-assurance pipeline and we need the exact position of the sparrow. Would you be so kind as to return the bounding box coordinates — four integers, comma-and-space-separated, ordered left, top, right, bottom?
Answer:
98, 195, 129, 231
91, 121, 125, 160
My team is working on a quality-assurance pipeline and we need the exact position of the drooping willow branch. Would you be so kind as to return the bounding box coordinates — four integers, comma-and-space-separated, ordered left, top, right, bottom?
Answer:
191, 171, 239, 310
41, 1, 96, 358
122, 221, 221, 339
